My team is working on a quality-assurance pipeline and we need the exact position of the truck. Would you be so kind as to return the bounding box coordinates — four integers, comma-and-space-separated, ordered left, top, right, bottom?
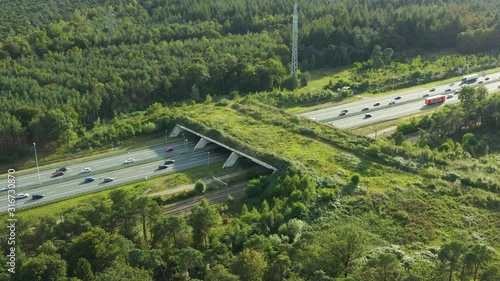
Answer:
461, 74, 479, 84
425, 95, 446, 105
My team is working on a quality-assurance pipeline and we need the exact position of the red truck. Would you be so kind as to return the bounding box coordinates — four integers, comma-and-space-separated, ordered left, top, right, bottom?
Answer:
425, 95, 446, 105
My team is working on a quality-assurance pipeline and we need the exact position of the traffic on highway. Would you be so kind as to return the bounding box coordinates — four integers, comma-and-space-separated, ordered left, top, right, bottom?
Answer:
0, 144, 229, 212
303, 72, 500, 129
6, 140, 197, 190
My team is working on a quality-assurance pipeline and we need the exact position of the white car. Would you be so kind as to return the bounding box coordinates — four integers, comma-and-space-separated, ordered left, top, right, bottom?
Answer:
124, 158, 135, 164
81, 167, 91, 173
15, 193, 29, 199
1, 187, 14, 192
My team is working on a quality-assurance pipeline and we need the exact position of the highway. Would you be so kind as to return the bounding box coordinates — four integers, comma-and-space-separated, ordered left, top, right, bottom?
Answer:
303, 74, 500, 129
7, 140, 198, 190
1, 149, 229, 212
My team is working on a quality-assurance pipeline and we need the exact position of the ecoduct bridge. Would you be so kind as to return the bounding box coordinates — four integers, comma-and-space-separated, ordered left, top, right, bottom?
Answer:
169, 124, 277, 172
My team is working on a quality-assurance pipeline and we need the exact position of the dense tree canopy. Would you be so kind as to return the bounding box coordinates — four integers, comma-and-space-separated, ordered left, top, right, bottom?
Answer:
1, 0, 500, 161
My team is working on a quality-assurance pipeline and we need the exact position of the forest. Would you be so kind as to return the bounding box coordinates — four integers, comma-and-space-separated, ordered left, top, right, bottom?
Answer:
1, 0, 500, 161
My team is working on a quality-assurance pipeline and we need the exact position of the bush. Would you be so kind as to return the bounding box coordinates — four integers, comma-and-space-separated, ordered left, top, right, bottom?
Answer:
351, 174, 360, 185
195, 180, 206, 194
442, 172, 461, 182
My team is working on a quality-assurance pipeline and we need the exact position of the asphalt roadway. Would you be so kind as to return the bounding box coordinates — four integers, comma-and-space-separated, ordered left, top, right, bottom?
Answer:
6, 140, 197, 190
1, 148, 229, 212
303, 73, 500, 129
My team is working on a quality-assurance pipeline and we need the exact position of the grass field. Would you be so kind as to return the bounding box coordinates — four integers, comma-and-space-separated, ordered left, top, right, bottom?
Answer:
300, 66, 352, 93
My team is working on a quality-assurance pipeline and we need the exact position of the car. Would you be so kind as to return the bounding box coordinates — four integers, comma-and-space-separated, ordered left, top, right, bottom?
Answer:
159, 164, 168, 170
103, 177, 114, 183
361, 107, 369, 111
364, 114, 372, 118
0, 187, 14, 192
84, 177, 95, 183
339, 112, 347, 116
56, 167, 67, 172
454, 90, 460, 94
485, 77, 490, 81
423, 93, 430, 97
81, 167, 91, 173
340, 109, 348, 113
389, 100, 396, 105
166, 147, 174, 152
52, 171, 64, 177
373, 102, 381, 106
394, 96, 402, 100
165, 159, 175, 165
430, 88, 436, 92
478, 80, 484, 84
32, 194, 45, 200
124, 158, 135, 164
447, 94, 453, 99
445, 88, 451, 92
15, 193, 29, 199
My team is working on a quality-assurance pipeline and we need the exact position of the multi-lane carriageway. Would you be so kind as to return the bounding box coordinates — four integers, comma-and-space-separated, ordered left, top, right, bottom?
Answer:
303, 73, 500, 129
1, 128, 278, 213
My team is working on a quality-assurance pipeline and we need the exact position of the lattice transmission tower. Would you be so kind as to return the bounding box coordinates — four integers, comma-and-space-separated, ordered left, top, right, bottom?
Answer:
291, 4, 299, 76
106, 8, 115, 45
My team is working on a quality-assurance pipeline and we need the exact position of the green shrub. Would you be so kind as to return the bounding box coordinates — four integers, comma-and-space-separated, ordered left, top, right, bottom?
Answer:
442, 172, 461, 182
195, 180, 207, 194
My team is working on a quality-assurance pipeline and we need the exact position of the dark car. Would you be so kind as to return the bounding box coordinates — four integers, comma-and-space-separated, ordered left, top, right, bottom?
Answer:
361, 107, 369, 111
165, 159, 175, 165
159, 164, 168, 170
478, 81, 484, 84
32, 194, 45, 200
166, 147, 174, 152
84, 177, 95, 183
430, 88, 436, 92
445, 88, 452, 92
394, 96, 402, 100
364, 114, 372, 118
339, 111, 347, 116
373, 102, 381, 106
103, 177, 114, 183
485, 77, 490, 81
56, 167, 67, 172
52, 171, 64, 177
423, 93, 430, 97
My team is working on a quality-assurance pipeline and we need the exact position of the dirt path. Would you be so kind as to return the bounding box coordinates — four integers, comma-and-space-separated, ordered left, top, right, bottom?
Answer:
367, 126, 397, 138
147, 171, 247, 197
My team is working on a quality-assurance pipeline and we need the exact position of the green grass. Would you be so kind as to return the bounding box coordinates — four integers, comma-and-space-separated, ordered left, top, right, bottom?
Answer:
300, 66, 352, 93
186, 102, 422, 187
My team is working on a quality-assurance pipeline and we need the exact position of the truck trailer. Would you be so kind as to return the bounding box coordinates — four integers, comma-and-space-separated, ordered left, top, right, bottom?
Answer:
425, 95, 446, 105
461, 74, 479, 84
